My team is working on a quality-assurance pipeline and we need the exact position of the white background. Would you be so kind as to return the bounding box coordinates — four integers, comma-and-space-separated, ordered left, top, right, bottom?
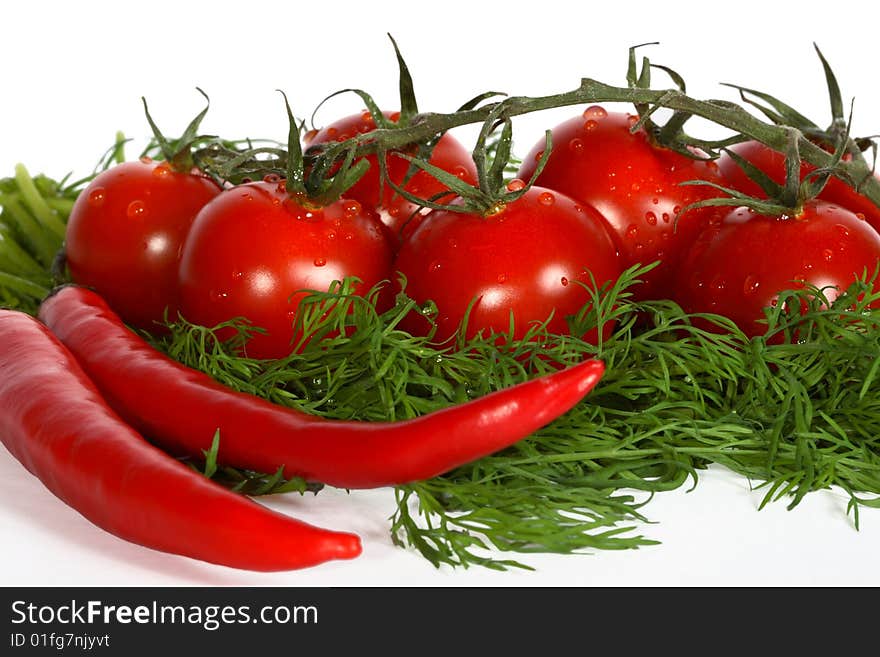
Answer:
2, 0, 879, 586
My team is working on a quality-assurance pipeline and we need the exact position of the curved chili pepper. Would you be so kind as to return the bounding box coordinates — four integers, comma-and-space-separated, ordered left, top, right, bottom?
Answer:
39, 286, 606, 489
0, 309, 361, 571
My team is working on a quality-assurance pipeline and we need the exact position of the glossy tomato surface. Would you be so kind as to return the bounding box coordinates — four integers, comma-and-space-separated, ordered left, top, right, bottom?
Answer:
394, 185, 621, 343
305, 110, 476, 246
718, 140, 880, 233
673, 200, 880, 337
517, 106, 723, 300
65, 158, 221, 329
178, 180, 393, 359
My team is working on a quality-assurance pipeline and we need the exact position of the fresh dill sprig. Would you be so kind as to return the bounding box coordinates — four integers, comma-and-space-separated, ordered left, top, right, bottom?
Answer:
155, 267, 880, 570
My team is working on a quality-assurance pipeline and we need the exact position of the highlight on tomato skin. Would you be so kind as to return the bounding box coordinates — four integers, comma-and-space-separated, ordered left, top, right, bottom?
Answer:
64, 158, 222, 329
672, 200, 880, 338
393, 185, 622, 345
516, 105, 725, 302
304, 110, 477, 247
177, 178, 394, 360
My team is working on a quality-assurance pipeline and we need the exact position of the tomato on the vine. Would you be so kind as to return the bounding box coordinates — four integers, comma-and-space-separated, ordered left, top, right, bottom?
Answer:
394, 184, 621, 344
65, 158, 221, 329
178, 179, 393, 359
517, 106, 724, 301
304, 111, 477, 246
672, 200, 880, 337
717, 140, 880, 233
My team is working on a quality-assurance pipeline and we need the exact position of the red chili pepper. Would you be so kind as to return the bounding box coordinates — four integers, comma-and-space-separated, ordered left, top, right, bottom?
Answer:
0, 309, 361, 571
39, 286, 606, 489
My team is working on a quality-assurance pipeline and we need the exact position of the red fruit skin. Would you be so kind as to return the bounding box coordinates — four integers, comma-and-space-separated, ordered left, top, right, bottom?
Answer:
305, 110, 477, 246
672, 200, 880, 338
178, 181, 393, 359
718, 140, 880, 234
394, 186, 621, 344
517, 107, 724, 301
65, 159, 221, 329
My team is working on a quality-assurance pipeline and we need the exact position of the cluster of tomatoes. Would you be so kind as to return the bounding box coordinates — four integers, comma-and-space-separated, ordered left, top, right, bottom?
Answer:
63, 104, 880, 359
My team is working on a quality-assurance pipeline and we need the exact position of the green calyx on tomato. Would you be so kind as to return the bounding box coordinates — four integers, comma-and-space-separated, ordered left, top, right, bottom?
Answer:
302, 35, 479, 246
65, 93, 225, 329
141, 88, 214, 174
716, 45, 880, 232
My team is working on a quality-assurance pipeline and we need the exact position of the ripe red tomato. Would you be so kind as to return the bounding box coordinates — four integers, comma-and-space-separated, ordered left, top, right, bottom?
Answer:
517, 106, 724, 301
394, 185, 621, 343
178, 179, 393, 359
673, 200, 880, 337
717, 140, 880, 233
64, 158, 221, 329
304, 111, 477, 246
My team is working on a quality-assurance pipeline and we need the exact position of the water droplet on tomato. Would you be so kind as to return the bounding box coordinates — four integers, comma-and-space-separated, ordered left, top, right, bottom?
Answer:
360, 111, 372, 123
856, 212, 867, 221
388, 206, 401, 218
652, 197, 660, 205
140, 156, 153, 164
568, 138, 585, 153
538, 191, 555, 206
453, 165, 469, 179
710, 276, 726, 293
645, 211, 657, 225
661, 213, 670, 223
152, 163, 171, 178
210, 289, 228, 302
314, 257, 327, 267
822, 248, 834, 262
263, 173, 281, 183
534, 150, 545, 162
583, 105, 607, 119
834, 223, 851, 238
634, 242, 645, 251
706, 160, 719, 172
497, 273, 508, 284
88, 187, 106, 206
743, 274, 760, 296
630, 182, 641, 192
327, 127, 339, 138
241, 192, 253, 200
584, 120, 599, 131
560, 276, 569, 286
327, 230, 337, 240
126, 200, 147, 219
232, 271, 243, 280
802, 260, 814, 272
429, 260, 442, 273
625, 224, 639, 239
506, 179, 525, 192
672, 205, 682, 215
